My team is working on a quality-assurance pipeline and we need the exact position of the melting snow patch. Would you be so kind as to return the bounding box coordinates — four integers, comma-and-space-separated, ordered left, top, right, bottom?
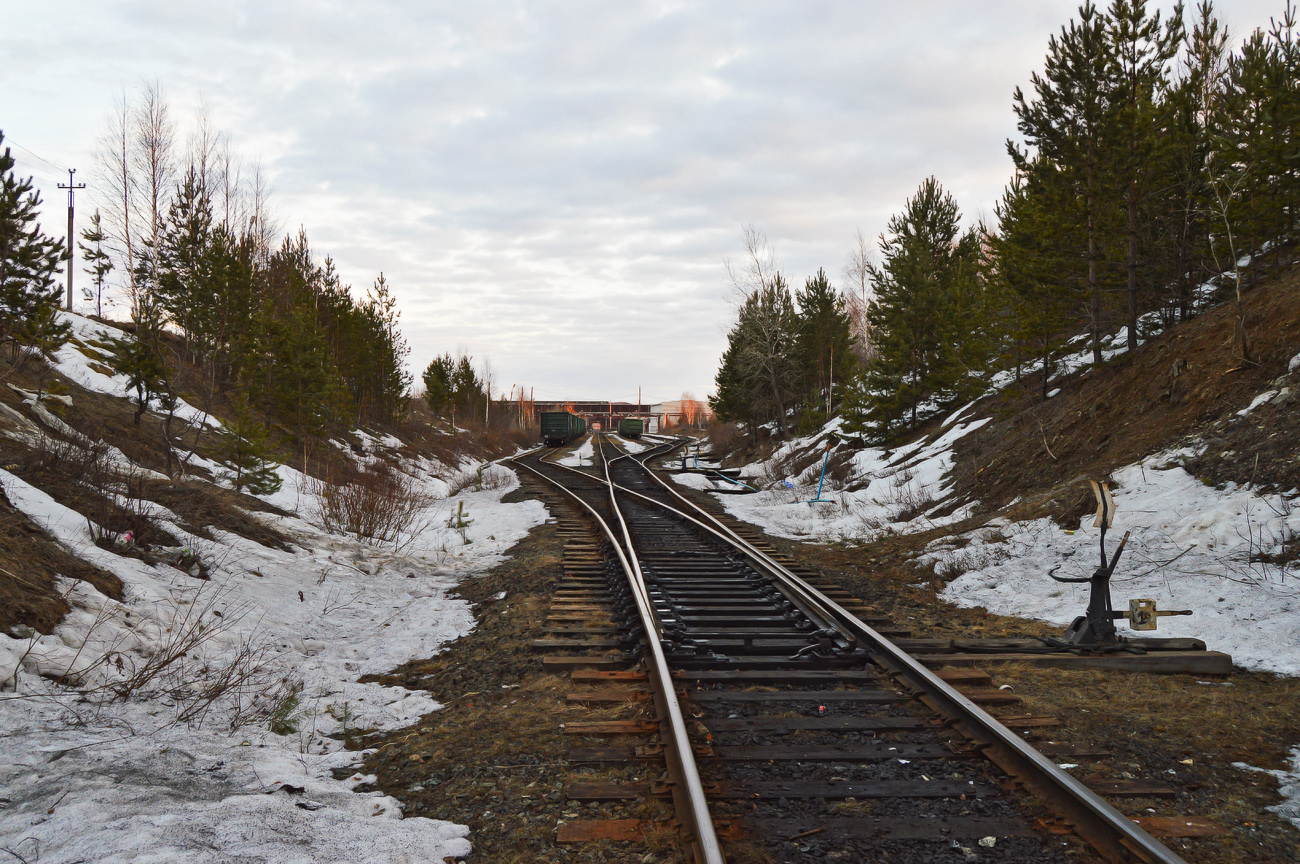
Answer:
1234, 746, 1300, 830
1239, 390, 1279, 417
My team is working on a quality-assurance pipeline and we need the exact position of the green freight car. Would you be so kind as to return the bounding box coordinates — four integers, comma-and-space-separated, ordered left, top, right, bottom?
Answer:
540, 410, 587, 446
617, 417, 644, 439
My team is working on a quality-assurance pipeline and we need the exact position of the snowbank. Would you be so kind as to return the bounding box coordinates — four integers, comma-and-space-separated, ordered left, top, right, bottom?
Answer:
931, 455, 1300, 675
691, 417, 987, 544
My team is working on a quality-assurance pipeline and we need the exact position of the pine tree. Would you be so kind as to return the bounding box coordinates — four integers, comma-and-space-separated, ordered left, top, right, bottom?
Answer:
422, 353, 455, 415
794, 268, 855, 428
108, 315, 170, 425
358, 273, 411, 424
1107, 0, 1183, 349
709, 323, 764, 436
450, 354, 484, 426
733, 277, 801, 437
845, 177, 971, 439
0, 130, 70, 367
993, 170, 1078, 398
78, 210, 114, 319
216, 397, 283, 495
1011, 2, 1120, 363
156, 165, 215, 362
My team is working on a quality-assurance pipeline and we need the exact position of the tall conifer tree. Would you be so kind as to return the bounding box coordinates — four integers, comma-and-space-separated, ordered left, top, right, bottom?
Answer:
0, 130, 69, 365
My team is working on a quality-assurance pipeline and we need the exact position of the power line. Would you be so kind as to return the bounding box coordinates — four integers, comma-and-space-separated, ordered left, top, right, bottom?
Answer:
4, 137, 67, 174
9, 156, 64, 187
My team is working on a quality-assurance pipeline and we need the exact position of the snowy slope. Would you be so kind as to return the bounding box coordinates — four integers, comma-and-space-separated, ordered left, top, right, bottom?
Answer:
0, 313, 550, 862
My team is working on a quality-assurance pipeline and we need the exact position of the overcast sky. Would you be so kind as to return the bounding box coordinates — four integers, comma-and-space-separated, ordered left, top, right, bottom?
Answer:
2, 1, 1286, 403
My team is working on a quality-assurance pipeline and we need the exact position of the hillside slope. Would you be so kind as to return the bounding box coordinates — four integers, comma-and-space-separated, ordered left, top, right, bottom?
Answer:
697, 258, 1300, 672
0, 312, 546, 863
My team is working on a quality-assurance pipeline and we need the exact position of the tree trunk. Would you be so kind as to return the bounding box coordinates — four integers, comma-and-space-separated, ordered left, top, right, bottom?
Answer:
1087, 165, 1102, 365
1126, 184, 1139, 351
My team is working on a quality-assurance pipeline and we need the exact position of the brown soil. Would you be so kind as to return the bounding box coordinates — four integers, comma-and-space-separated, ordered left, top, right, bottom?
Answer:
0, 484, 121, 635
140, 478, 293, 551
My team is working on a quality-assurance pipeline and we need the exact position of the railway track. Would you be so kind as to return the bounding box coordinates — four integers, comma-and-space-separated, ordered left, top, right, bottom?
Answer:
510, 435, 1190, 864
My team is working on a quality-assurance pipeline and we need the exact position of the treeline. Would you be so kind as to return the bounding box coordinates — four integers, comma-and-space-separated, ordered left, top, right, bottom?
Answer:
93, 85, 410, 443
421, 352, 488, 426
713, 0, 1300, 442
711, 227, 856, 437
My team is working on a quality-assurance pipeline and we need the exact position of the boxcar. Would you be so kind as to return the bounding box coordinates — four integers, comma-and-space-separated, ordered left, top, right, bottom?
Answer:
617, 417, 644, 439
540, 410, 587, 446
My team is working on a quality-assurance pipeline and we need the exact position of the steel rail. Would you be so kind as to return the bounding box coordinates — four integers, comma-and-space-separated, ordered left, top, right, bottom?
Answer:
605, 438, 1190, 864
507, 444, 727, 864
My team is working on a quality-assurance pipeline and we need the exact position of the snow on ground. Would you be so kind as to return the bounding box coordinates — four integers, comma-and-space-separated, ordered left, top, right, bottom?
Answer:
671, 472, 730, 491
690, 416, 988, 544
0, 444, 547, 861
49, 311, 222, 430
557, 436, 594, 467
929, 454, 1300, 675
615, 435, 650, 454
1236, 746, 1300, 830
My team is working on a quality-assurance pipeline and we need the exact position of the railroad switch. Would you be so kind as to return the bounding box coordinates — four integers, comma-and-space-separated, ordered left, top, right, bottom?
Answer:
1048, 481, 1192, 649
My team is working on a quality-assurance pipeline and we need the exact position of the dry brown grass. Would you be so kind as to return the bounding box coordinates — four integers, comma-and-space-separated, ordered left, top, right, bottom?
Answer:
982, 663, 1300, 864
949, 256, 1300, 525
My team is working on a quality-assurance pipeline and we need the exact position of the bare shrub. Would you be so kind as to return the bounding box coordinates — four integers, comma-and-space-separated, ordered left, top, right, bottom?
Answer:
706, 420, 743, 456
20, 583, 289, 732
446, 462, 512, 495
305, 461, 436, 549
27, 431, 170, 549
884, 466, 936, 522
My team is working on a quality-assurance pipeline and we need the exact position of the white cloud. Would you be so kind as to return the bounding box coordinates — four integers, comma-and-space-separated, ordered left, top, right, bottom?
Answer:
2, 0, 1288, 401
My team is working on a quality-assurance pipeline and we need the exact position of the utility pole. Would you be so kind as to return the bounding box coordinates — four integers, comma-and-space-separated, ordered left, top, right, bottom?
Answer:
58, 168, 85, 312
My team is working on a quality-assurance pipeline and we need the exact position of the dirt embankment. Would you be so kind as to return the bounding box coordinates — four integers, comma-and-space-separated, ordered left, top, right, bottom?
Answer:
949, 259, 1300, 527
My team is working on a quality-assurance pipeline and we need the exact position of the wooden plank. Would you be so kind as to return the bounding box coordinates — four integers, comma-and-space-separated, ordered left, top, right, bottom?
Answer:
955, 688, 1022, 705
1084, 777, 1177, 798
542, 656, 629, 672
1131, 816, 1226, 838
531, 639, 623, 650
690, 690, 903, 704
705, 716, 930, 732
564, 720, 658, 735
675, 669, 879, 684
751, 815, 1034, 841
566, 690, 650, 704
566, 782, 662, 801
572, 669, 647, 682
710, 743, 954, 762
717, 779, 998, 799
996, 715, 1061, 729
567, 747, 650, 763
934, 668, 994, 687
556, 819, 643, 843
544, 627, 621, 635
909, 637, 1208, 653
922, 651, 1232, 675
